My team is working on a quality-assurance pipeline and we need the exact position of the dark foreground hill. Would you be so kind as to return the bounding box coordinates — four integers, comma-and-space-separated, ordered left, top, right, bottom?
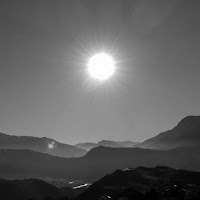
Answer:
0, 178, 87, 200
77, 166, 200, 200
137, 116, 200, 149
2, 167, 200, 200
1, 146, 200, 182
0, 132, 86, 158
0, 178, 62, 200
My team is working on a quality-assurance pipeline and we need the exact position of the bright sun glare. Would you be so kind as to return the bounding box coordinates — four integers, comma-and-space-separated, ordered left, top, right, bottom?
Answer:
87, 52, 115, 81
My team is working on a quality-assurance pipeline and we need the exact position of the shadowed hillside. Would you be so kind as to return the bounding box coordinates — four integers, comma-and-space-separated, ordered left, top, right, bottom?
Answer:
0, 146, 200, 182
77, 166, 200, 200
0, 178, 63, 200
1, 167, 200, 200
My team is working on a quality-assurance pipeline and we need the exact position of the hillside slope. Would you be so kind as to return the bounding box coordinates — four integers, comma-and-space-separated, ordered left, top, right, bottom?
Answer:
0, 132, 86, 158
78, 166, 200, 200
0, 147, 200, 182
137, 116, 200, 149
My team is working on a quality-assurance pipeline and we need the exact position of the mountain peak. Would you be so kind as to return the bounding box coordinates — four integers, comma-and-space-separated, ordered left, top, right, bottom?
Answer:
177, 115, 200, 127
137, 115, 200, 150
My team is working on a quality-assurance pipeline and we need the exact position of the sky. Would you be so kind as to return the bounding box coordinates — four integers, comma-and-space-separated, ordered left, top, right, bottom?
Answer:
0, 0, 200, 144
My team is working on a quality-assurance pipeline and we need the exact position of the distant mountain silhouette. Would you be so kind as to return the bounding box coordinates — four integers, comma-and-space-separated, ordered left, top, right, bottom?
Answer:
97, 140, 139, 148
116, 141, 139, 147
75, 142, 98, 151
1, 115, 200, 183
136, 116, 200, 149
97, 140, 124, 148
78, 166, 200, 200
75, 140, 138, 151
1, 147, 200, 182
0, 132, 86, 158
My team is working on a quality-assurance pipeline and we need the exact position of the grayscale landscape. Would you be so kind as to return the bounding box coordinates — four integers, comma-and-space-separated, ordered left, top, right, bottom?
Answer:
0, 0, 200, 199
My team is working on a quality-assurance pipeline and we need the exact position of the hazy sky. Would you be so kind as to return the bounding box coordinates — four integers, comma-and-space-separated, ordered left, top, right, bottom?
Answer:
0, 0, 200, 144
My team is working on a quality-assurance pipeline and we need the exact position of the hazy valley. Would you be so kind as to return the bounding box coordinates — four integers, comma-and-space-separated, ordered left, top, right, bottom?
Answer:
0, 116, 200, 199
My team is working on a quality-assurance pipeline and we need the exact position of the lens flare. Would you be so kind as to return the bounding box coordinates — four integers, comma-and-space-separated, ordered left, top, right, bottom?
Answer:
48, 141, 55, 149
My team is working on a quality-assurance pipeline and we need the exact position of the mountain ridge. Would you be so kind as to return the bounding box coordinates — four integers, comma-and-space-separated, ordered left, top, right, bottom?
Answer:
1, 146, 200, 182
0, 132, 86, 158
75, 140, 138, 151
136, 115, 200, 149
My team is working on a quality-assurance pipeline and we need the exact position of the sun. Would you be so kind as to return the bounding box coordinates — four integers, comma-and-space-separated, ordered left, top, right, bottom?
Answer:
87, 52, 115, 81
